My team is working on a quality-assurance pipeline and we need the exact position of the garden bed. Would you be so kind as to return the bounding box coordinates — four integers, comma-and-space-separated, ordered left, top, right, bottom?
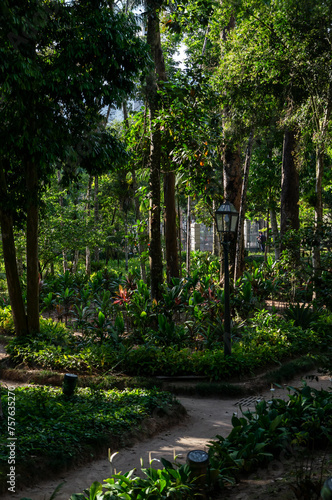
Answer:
0, 384, 185, 494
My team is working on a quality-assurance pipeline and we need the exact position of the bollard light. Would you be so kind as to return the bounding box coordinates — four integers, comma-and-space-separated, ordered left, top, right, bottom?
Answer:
186, 450, 209, 485
63, 373, 78, 397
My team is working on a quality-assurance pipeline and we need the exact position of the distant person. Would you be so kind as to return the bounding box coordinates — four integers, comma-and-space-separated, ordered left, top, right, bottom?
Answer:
257, 232, 266, 252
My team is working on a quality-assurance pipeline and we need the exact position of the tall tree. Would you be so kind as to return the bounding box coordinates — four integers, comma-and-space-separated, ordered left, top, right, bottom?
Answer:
145, 0, 166, 300
280, 129, 299, 247
0, 0, 147, 335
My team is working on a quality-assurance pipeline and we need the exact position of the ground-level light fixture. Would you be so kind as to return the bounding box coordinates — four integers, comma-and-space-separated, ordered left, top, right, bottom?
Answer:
186, 450, 209, 485
215, 200, 239, 356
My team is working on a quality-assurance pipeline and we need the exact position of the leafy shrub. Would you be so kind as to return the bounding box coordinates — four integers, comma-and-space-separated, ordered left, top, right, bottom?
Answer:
6, 310, 330, 380
190, 250, 220, 278
66, 385, 332, 500
283, 303, 321, 329
0, 306, 14, 335
208, 385, 332, 478
0, 385, 175, 491
70, 461, 195, 500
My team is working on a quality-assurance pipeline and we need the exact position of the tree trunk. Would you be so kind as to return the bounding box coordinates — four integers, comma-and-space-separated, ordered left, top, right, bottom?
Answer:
264, 210, 270, 262
94, 175, 99, 262
146, 0, 165, 300
234, 131, 253, 283
0, 213, 27, 336
57, 170, 67, 272
312, 148, 324, 297
123, 100, 147, 283
177, 198, 182, 278
186, 194, 191, 276
280, 129, 299, 254
85, 175, 92, 276
26, 160, 40, 333
223, 140, 242, 273
311, 88, 331, 299
0, 390, 3, 420
0, 161, 27, 336
164, 170, 179, 283
270, 208, 280, 261
212, 199, 219, 256
72, 250, 79, 273
125, 212, 129, 272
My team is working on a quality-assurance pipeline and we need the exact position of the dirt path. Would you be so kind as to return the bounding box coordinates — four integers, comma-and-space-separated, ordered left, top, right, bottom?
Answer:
1, 371, 331, 500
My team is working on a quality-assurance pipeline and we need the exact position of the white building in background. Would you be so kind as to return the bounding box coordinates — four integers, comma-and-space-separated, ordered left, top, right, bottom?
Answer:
180, 220, 265, 252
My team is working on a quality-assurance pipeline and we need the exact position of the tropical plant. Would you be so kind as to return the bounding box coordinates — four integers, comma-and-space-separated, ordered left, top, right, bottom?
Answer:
283, 303, 321, 330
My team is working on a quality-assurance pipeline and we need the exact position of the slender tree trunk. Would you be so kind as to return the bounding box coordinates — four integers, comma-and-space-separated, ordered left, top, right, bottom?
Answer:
312, 148, 323, 298
280, 129, 299, 255
270, 208, 280, 261
164, 170, 179, 283
223, 141, 242, 274
26, 161, 40, 333
234, 131, 253, 283
57, 170, 67, 272
0, 209, 27, 336
0, 161, 27, 336
177, 198, 182, 278
0, 199, 27, 337
85, 175, 92, 276
146, 0, 165, 300
186, 194, 191, 276
125, 212, 129, 272
94, 175, 99, 262
311, 88, 331, 299
264, 210, 270, 262
212, 199, 219, 256
72, 250, 79, 273
123, 100, 147, 283
221, 14, 240, 278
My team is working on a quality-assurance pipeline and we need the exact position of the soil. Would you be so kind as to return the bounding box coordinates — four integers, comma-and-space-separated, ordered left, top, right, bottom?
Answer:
1, 344, 331, 500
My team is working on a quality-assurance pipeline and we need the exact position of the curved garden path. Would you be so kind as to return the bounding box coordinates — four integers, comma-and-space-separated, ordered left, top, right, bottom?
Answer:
1, 370, 331, 500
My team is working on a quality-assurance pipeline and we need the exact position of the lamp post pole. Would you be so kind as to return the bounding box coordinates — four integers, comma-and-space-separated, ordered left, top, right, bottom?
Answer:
215, 200, 239, 358
222, 237, 231, 356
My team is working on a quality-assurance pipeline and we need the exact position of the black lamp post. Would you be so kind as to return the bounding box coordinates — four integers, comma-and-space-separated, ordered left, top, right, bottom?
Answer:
215, 201, 239, 356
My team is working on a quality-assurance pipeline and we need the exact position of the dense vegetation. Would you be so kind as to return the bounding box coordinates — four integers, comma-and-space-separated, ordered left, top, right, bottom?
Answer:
1, 0, 332, 498
1, 252, 331, 380
0, 384, 178, 493
51, 386, 332, 499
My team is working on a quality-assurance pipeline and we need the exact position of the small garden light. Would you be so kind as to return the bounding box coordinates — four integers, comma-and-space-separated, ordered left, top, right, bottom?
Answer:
215, 200, 239, 356
186, 450, 209, 485
63, 373, 78, 397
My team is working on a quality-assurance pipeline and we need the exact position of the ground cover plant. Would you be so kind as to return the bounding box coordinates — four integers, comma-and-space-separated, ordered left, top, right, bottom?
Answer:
0, 384, 179, 493
58, 384, 332, 500
3, 306, 332, 380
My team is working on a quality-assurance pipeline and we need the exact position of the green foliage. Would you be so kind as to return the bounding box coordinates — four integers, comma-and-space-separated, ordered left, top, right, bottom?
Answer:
0, 306, 14, 335
4, 307, 330, 380
283, 303, 321, 330
70, 460, 195, 499
0, 385, 174, 489
208, 385, 332, 479
61, 385, 332, 499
